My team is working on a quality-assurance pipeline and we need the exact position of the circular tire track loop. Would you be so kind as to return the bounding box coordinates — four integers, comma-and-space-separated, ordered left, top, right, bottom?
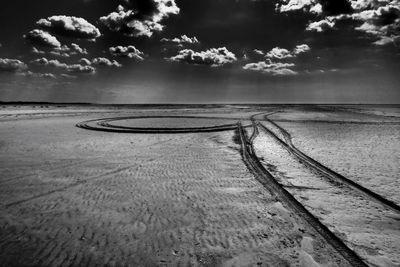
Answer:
76, 115, 253, 133
1, 116, 252, 207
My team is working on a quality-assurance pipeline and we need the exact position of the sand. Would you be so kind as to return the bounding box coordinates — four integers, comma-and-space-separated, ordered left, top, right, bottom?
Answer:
103, 117, 240, 129
266, 106, 400, 207
253, 127, 400, 267
0, 104, 399, 266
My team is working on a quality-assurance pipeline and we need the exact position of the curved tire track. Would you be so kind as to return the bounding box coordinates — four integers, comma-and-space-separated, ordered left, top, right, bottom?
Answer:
261, 115, 400, 215
237, 122, 368, 267
249, 120, 259, 143
76, 116, 252, 134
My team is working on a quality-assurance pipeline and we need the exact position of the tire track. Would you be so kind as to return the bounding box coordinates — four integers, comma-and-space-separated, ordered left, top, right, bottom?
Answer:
261, 115, 400, 214
249, 120, 259, 143
76, 116, 252, 134
1, 110, 374, 265
101, 115, 251, 123
270, 119, 400, 125
248, 111, 282, 142
236, 122, 368, 267
0, 125, 357, 266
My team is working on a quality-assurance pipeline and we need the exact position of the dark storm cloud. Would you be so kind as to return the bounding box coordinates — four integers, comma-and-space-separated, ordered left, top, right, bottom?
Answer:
31, 57, 96, 74
168, 47, 237, 67
24, 29, 61, 48
109, 45, 144, 60
100, 0, 180, 37
0, 58, 27, 72
37, 16, 101, 40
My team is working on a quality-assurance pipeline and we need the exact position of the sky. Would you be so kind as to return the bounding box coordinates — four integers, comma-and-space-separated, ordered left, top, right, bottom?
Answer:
0, 0, 399, 104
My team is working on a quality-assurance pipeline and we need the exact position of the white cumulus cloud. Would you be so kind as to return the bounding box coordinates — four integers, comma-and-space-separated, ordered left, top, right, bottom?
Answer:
24, 29, 61, 48
243, 60, 297, 75
0, 58, 28, 72
100, 0, 180, 37
37, 15, 101, 39
161, 35, 199, 45
168, 47, 237, 67
109, 45, 144, 61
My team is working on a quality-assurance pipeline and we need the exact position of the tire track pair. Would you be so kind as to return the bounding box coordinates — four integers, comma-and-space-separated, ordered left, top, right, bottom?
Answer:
236, 122, 368, 267
261, 115, 400, 215
269, 119, 400, 125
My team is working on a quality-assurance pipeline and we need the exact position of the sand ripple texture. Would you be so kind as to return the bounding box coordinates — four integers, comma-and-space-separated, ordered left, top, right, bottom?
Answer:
0, 115, 345, 266
278, 122, 400, 206
253, 127, 400, 267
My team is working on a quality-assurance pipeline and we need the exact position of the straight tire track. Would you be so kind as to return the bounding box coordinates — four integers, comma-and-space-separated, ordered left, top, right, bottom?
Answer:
237, 122, 368, 267
261, 115, 400, 214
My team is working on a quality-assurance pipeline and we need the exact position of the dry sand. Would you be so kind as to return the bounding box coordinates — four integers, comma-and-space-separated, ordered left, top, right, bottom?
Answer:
278, 122, 400, 205
0, 104, 399, 266
267, 106, 400, 206
253, 127, 400, 267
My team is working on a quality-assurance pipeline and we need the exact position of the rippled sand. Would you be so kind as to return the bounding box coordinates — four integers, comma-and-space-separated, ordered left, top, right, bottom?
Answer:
0, 104, 398, 266
0, 107, 348, 266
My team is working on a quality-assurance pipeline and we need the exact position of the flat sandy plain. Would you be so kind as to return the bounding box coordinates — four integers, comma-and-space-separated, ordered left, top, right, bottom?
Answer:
0, 104, 399, 267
